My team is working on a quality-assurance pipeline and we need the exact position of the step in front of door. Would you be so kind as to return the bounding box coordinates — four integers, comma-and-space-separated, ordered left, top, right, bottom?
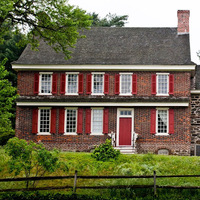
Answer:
114, 146, 136, 154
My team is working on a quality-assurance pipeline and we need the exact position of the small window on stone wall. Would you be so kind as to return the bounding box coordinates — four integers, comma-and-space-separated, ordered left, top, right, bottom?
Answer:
158, 149, 169, 155
195, 145, 200, 156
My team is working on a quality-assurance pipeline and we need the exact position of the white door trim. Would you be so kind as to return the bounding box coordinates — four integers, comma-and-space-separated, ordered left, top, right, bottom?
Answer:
116, 108, 134, 146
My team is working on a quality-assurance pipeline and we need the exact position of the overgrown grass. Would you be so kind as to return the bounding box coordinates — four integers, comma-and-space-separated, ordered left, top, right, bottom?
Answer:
1, 147, 200, 199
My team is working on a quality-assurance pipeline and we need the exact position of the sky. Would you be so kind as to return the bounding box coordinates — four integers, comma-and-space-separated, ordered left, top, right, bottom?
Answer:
69, 0, 200, 64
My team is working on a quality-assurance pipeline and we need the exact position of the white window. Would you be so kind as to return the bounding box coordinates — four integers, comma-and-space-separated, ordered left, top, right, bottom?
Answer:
39, 72, 52, 95
120, 73, 132, 95
92, 108, 103, 134
65, 108, 77, 134
92, 73, 104, 95
38, 108, 51, 134
156, 108, 168, 135
157, 73, 169, 95
66, 73, 78, 95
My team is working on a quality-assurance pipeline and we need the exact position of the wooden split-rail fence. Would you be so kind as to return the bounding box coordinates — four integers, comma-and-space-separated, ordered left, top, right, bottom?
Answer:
0, 171, 200, 196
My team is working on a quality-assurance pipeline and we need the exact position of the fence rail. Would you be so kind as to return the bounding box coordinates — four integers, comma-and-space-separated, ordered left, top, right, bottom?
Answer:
1, 170, 200, 195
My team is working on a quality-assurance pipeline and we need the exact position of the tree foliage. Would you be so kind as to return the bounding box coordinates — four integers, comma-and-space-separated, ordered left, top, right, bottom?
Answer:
90, 12, 128, 27
0, 59, 17, 145
0, 0, 92, 59
6, 137, 67, 188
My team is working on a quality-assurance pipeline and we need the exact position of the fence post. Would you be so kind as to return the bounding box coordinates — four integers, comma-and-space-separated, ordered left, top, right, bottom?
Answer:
73, 170, 78, 193
153, 170, 157, 197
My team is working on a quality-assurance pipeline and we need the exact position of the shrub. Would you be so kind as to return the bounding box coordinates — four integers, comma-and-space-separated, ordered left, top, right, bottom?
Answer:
91, 139, 120, 161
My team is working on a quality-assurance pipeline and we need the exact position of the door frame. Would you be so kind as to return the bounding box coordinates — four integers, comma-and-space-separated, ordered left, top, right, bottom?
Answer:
116, 108, 134, 146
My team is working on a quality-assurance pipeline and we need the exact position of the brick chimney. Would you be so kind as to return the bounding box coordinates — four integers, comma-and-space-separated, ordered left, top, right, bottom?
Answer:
177, 10, 190, 35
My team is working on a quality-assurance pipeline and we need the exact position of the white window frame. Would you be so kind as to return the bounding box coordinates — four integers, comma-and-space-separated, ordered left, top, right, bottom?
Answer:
38, 107, 51, 135
64, 107, 78, 135
65, 72, 79, 95
91, 107, 104, 135
156, 73, 169, 96
91, 72, 105, 95
39, 72, 53, 95
119, 73, 133, 96
156, 108, 169, 136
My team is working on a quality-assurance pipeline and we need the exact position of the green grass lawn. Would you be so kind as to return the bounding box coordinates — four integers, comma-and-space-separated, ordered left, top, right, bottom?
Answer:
1, 146, 200, 199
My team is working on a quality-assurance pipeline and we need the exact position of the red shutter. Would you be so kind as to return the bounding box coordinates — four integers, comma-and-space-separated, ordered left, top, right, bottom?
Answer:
34, 73, 39, 94
169, 109, 174, 134
104, 74, 109, 94
59, 108, 65, 134
77, 108, 83, 134
169, 74, 174, 95
150, 109, 156, 134
132, 74, 137, 94
151, 74, 156, 95
32, 108, 38, 134
103, 108, 109, 134
86, 74, 92, 94
60, 74, 66, 94
78, 74, 83, 94
50, 108, 56, 133
52, 74, 57, 94
85, 108, 91, 133
115, 74, 120, 94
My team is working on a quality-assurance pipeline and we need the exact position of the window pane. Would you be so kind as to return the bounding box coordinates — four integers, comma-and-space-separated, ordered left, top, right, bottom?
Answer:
41, 74, 51, 93
158, 74, 168, 94
66, 109, 77, 133
93, 74, 103, 94
121, 74, 131, 94
40, 109, 50, 132
92, 109, 103, 133
67, 74, 78, 93
157, 110, 167, 133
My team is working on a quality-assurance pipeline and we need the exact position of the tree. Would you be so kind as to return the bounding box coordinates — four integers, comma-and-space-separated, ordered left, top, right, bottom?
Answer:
0, 59, 17, 145
0, 0, 92, 59
89, 12, 128, 27
6, 137, 67, 188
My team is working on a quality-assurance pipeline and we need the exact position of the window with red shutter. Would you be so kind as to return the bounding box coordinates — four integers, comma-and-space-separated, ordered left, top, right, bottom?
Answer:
104, 74, 109, 94
86, 74, 92, 94
50, 108, 57, 133
150, 109, 156, 134
169, 74, 174, 95
34, 73, 39, 94
60, 74, 66, 94
85, 108, 91, 133
103, 108, 109, 134
59, 108, 65, 133
52, 74, 57, 95
169, 109, 174, 134
77, 108, 83, 134
132, 74, 137, 94
32, 108, 38, 134
78, 74, 83, 94
151, 74, 156, 95
115, 74, 120, 94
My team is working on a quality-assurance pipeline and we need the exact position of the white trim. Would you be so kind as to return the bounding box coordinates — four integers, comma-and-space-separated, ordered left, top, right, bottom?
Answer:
64, 108, 78, 135
17, 102, 189, 107
155, 108, 169, 136
156, 73, 169, 96
117, 108, 134, 146
12, 64, 196, 71
37, 108, 51, 135
39, 73, 52, 95
91, 73, 104, 95
191, 90, 200, 94
65, 73, 79, 95
91, 107, 104, 135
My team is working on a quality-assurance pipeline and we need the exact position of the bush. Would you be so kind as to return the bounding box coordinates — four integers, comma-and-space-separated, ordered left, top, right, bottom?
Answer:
91, 139, 120, 161
0, 131, 15, 146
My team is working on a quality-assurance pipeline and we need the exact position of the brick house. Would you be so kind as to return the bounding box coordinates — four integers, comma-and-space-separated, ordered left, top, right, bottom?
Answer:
12, 10, 196, 155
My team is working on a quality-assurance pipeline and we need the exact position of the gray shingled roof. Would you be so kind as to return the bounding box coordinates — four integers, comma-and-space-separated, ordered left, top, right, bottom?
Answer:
14, 27, 193, 65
